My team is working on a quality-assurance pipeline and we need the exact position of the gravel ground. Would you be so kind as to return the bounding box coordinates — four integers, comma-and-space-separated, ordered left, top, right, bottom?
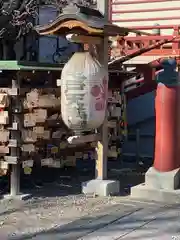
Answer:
0, 166, 147, 239
0, 184, 121, 240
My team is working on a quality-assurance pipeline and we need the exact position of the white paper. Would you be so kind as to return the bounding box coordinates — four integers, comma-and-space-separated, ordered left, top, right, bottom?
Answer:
22, 160, 34, 168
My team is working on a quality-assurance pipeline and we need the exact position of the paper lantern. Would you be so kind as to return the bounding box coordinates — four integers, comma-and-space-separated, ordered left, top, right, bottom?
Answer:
61, 52, 108, 134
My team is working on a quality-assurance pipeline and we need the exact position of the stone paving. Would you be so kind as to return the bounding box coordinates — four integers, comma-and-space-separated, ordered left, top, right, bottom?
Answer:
27, 200, 180, 240
0, 169, 179, 240
0, 194, 119, 239
0, 192, 179, 240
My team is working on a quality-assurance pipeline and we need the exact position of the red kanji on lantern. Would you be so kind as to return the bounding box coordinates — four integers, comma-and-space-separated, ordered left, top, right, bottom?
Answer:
91, 85, 101, 97
91, 77, 108, 111
95, 101, 104, 111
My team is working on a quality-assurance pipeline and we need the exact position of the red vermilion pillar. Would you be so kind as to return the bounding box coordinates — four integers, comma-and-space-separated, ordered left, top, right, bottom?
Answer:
154, 83, 180, 172
131, 61, 180, 201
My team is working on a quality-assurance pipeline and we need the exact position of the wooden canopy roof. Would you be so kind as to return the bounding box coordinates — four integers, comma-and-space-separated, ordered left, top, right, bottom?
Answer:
35, 4, 130, 37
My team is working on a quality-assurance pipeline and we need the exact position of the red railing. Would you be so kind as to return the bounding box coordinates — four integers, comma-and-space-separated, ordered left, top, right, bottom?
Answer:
111, 25, 180, 57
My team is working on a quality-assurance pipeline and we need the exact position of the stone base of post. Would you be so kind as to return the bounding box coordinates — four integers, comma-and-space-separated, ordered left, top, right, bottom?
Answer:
81, 179, 120, 197
3, 193, 32, 201
131, 167, 180, 203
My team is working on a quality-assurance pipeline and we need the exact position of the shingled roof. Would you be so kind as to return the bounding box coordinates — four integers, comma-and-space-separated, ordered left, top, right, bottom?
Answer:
35, 3, 130, 36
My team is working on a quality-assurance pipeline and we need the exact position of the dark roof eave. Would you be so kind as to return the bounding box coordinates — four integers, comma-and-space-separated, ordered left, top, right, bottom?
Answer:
35, 14, 129, 37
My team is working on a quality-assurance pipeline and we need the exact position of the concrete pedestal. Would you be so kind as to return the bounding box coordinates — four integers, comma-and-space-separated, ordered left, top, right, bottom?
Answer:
131, 167, 180, 203
3, 193, 32, 201
82, 179, 120, 197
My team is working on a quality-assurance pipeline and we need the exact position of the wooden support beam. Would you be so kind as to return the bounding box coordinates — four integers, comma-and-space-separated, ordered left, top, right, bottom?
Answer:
10, 78, 21, 196
67, 134, 101, 145
95, 0, 109, 180
66, 34, 102, 44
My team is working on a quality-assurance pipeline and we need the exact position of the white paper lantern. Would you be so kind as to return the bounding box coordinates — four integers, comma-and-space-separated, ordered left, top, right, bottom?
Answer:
61, 52, 108, 134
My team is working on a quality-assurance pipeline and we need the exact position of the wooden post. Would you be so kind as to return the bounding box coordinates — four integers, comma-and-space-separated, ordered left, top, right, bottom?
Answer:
11, 164, 20, 196
10, 78, 21, 196
95, 0, 109, 180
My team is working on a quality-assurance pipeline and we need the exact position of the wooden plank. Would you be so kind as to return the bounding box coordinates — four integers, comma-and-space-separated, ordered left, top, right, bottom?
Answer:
21, 144, 35, 153
8, 139, 18, 147
0, 130, 9, 142
67, 134, 101, 145
0, 111, 9, 125
95, 0, 109, 180
23, 94, 60, 109
4, 156, 18, 164
0, 88, 18, 96
22, 130, 37, 143
0, 146, 9, 154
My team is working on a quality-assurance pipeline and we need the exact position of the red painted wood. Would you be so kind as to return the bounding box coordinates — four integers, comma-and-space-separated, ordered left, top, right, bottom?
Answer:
112, 0, 180, 5
110, 3, 180, 173
154, 84, 180, 171
109, 0, 112, 22
113, 16, 180, 22
143, 49, 180, 56
172, 26, 180, 50
127, 25, 179, 30
112, 7, 180, 14
115, 49, 180, 58
123, 35, 178, 41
